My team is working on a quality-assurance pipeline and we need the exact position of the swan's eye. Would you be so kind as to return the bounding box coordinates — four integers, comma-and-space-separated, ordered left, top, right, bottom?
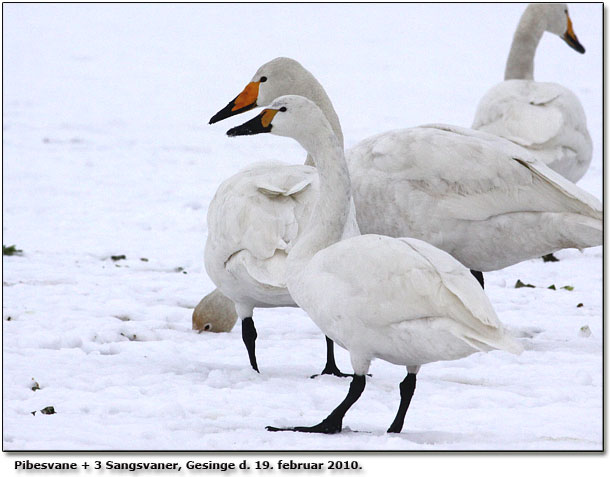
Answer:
260, 76, 267, 83
204, 323, 212, 331
279, 107, 287, 112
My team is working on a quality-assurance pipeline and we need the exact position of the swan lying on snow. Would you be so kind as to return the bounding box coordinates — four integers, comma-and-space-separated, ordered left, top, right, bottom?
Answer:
199, 57, 602, 346
227, 95, 523, 434
472, 3, 591, 183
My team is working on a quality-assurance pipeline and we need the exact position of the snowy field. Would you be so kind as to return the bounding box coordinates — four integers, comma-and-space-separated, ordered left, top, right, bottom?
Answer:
2, 3, 603, 453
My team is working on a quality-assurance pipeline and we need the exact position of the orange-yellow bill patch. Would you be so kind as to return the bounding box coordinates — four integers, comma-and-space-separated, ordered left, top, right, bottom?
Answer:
566, 13, 576, 37
261, 109, 279, 128
232, 82, 260, 112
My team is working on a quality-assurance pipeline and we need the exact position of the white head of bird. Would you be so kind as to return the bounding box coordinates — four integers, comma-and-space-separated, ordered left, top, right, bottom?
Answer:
226, 95, 340, 155
526, 3, 584, 53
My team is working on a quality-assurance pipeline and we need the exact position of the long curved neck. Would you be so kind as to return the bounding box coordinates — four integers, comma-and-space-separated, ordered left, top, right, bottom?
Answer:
287, 71, 344, 166
287, 129, 351, 273
504, 6, 545, 80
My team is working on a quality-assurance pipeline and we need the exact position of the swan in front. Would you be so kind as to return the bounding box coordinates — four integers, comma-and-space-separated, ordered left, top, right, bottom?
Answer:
226, 95, 523, 434
204, 60, 360, 375
199, 57, 602, 334
472, 3, 592, 183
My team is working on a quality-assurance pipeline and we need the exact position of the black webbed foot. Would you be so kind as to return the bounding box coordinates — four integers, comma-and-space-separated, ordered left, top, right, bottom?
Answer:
267, 374, 366, 435
266, 417, 343, 434
310, 362, 353, 379
310, 336, 367, 378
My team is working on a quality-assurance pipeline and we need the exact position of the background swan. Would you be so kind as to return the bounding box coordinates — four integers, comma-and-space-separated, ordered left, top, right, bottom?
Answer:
228, 95, 522, 434
192, 288, 237, 332
204, 61, 360, 374
199, 57, 602, 331
472, 3, 592, 183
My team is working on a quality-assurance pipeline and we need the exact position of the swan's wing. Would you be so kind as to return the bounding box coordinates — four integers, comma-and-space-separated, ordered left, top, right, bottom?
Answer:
511, 156, 601, 219
390, 236, 522, 354
349, 125, 600, 227
472, 81, 566, 148
226, 249, 289, 289
396, 237, 500, 328
301, 235, 520, 354
207, 163, 318, 288
306, 235, 498, 327
422, 124, 601, 220
255, 175, 313, 197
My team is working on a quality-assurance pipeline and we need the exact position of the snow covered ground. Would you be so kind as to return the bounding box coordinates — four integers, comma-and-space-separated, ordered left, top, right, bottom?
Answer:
2, 3, 603, 452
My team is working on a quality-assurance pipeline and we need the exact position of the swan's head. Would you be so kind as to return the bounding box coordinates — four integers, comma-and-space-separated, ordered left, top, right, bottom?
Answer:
192, 289, 238, 333
226, 95, 334, 149
534, 3, 585, 54
209, 57, 308, 124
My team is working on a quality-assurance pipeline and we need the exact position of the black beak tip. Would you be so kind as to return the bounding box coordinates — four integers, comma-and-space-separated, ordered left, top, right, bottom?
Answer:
225, 116, 270, 137
573, 43, 586, 54
209, 100, 257, 126
565, 35, 586, 54
208, 101, 237, 125
209, 108, 231, 125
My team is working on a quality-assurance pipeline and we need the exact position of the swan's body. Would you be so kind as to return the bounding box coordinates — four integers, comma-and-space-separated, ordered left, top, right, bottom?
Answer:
349, 123, 601, 271
205, 161, 359, 316
291, 234, 521, 372
228, 95, 522, 434
199, 57, 602, 335
472, 3, 591, 182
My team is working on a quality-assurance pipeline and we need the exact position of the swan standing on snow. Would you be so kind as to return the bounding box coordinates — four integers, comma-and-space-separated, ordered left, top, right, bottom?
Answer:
472, 3, 591, 183
199, 57, 602, 335
204, 60, 360, 375
227, 95, 523, 434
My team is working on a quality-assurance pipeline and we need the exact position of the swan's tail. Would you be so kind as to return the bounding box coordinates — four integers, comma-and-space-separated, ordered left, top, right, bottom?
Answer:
556, 213, 603, 250
459, 326, 524, 356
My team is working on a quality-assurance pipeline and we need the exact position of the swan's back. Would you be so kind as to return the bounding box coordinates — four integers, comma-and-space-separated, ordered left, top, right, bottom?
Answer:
472, 80, 592, 182
204, 162, 318, 303
205, 161, 360, 305
346, 125, 601, 270
207, 162, 317, 262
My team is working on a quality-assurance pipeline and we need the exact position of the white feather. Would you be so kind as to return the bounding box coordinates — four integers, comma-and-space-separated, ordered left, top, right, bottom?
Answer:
472, 4, 592, 182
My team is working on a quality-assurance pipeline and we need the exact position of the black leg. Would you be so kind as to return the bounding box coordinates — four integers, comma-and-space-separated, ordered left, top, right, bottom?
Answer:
542, 253, 559, 263
387, 373, 416, 433
470, 269, 485, 289
241, 317, 259, 373
310, 337, 352, 378
267, 374, 366, 434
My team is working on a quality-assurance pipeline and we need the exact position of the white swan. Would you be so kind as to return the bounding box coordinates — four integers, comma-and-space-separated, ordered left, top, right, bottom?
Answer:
227, 95, 523, 434
472, 3, 592, 183
200, 57, 602, 333
204, 61, 360, 374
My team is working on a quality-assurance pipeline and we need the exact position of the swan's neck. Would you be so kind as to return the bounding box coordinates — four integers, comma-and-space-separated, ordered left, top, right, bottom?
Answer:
504, 7, 544, 80
287, 130, 351, 273
287, 72, 344, 166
